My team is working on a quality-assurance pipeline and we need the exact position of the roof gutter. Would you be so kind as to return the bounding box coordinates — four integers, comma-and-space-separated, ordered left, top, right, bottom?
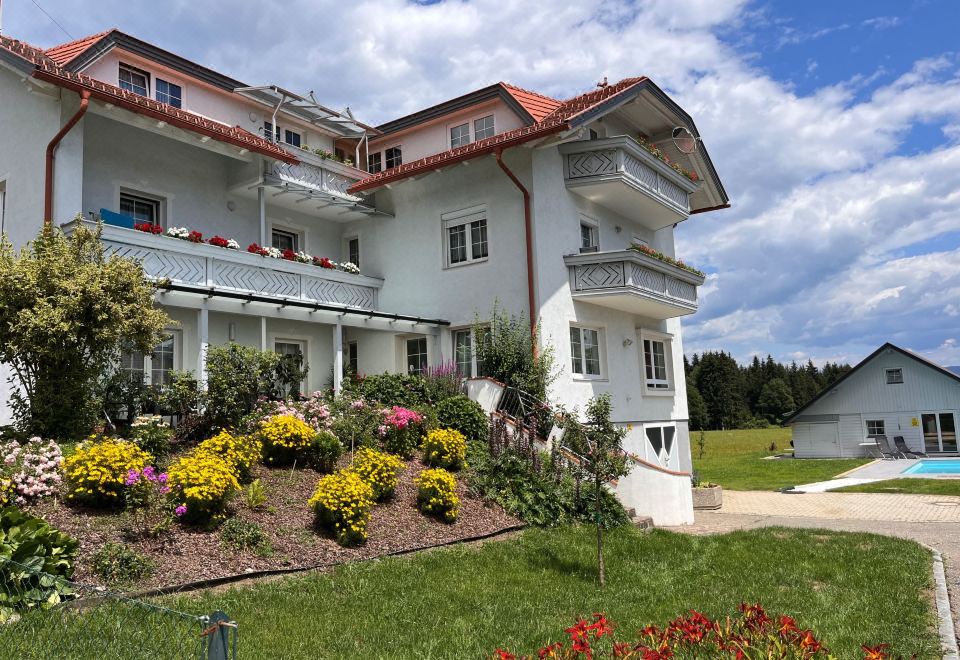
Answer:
45, 89, 90, 225
494, 147, 538, 356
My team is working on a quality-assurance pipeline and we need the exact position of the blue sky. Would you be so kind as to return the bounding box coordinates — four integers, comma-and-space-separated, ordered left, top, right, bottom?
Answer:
4, 0, 960, 367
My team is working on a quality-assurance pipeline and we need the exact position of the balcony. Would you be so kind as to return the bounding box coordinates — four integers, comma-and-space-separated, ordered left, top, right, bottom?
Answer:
558, 137, 700, 231
564, 249, 704, 319
66, 220, 382, 309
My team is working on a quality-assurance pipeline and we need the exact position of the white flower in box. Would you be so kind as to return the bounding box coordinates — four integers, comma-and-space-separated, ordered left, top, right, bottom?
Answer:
166, 226, 189, 239
295, 251, 312, 264
226, 239, 240, 250
338, 261, 360, 275
266, 247, 282, 259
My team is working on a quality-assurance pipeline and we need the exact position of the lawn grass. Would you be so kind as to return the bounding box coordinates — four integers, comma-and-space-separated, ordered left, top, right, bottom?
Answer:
831, 478, 960, 496
2, 525, 939, 658
692, 428, 871, 490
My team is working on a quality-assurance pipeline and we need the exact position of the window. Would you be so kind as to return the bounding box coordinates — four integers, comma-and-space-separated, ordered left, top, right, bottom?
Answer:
580, 222, 598, 253
155, 79, 181, 108
346, 341, 359, 375
263, 121, 280, 142
570, 326, 602, 377
119, 344, 147, 383
885, 368, 904, 384
271, 228, 299, 252
474, 115, 494, 140
367, 152, 382, 173
406, 337, 428, 375
347, 237, 360, 268
454, 329, 473, 377
645, 425, 676, 465
643, 337, 670, 390
866, 420, 885, 437
275, 340, 306, 396
450, 123, 470, 148
385, 146, 402, 169
120, 192, 161, 224
150, 334, 176, 386
120, 332, 178, 386
119, 63, 149, 96
589, 128, 599, 140
284, 129, 301, 148
443, 207, 488, 266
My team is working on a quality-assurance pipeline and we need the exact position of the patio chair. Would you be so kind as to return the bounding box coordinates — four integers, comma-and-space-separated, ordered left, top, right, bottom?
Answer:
874, 435, 903, 460
893, 435, 926, 458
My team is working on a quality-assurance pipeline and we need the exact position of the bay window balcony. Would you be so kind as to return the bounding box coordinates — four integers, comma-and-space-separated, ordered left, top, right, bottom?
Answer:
564, 248, 704, 319
558, 136, 700, 231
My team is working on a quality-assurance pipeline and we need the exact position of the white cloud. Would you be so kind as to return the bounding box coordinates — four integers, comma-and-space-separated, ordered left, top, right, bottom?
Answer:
862, 16, 901, 30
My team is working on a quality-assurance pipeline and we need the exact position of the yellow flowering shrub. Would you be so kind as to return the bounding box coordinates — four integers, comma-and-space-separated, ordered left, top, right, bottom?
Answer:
64, 437, 152, 506
167, 451, 239, 521
308, 469, 374, 546
414, 468, 459, 523
259, 415, 315, 465
196, 431, 261, 482
421, 428, 467, 471
0, 477, 12, 506
351, 447, 403, 501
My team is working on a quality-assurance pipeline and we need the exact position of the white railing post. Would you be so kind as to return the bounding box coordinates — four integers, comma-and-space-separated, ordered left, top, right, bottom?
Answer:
333, 320, 343, 394
197, 306, 209, 391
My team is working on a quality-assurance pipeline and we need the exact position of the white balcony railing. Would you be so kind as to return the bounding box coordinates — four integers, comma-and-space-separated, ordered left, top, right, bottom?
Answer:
270, 145, 368, 200
564, 249, 704, 319
558, 136, 700, 230
66, 220, 382, 309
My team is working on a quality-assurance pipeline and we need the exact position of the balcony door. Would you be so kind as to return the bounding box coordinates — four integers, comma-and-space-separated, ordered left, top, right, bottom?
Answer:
921, 412, 958, 453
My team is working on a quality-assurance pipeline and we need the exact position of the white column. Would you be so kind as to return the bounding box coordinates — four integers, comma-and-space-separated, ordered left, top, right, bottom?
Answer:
258, 184, 267, 246
333, 320, 343, 394
260, 316, 268, 351
198, 306, 209, 391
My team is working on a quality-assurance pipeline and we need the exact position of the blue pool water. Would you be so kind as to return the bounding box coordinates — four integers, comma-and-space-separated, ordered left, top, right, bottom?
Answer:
903, 459, 960, 475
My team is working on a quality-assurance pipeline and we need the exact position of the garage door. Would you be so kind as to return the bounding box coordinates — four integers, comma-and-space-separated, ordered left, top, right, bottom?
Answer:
792, 422, 840, 458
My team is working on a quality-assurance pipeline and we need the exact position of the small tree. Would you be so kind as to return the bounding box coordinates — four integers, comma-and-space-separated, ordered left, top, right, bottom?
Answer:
473, 303, 555, 401
561, 394, 630, 587
0, 220, 169, 438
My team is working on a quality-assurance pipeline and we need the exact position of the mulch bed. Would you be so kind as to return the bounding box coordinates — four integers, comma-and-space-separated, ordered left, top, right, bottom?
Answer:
27, 455, 521, 589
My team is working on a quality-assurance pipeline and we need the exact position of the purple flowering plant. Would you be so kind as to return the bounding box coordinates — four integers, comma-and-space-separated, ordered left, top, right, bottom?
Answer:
123, 466, 180, 538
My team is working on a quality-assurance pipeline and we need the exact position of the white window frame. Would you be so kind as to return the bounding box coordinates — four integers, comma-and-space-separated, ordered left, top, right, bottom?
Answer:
640, 329, 674, 395
569, 324, 605, 380
403, 336, 429, 375
450, 122, 470, 148
473, 114, 495, 141
343, 234, 361, 269
452, 326, 488, 378
643, 422, 677, 468
263, 121, 281, 143
119, 189, 164, 226
269, 223, 306, 253
442, 205, 488, 268
155, 77, 183, 108
367, 151, 382, 173
385, 145, 402, 169
119, 62, 150, 96
885, 368, 904, 385
580, 214, 599, 253
121, 329, 182, 387
272, 336, 308, 394
865, 419, 885, 437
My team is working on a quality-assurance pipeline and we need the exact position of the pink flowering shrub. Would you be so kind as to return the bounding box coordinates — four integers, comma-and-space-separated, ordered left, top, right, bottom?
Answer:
379, 406, 426, 457
0, 437, 62, 505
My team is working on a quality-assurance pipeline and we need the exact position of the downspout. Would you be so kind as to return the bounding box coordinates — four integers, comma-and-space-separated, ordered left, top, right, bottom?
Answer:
45, 90, 91, 225
494, 147, 538, 356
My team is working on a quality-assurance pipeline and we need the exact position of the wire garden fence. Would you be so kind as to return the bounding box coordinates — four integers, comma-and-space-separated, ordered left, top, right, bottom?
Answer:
0, 558, 237, 659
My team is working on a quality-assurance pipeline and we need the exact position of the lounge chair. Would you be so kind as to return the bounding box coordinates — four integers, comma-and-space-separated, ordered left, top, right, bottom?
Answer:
894, 435, 926, 458
875, 435, 903, 460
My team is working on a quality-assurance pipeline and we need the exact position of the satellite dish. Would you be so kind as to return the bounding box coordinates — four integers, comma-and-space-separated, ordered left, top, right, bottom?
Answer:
671, 126, 699, 154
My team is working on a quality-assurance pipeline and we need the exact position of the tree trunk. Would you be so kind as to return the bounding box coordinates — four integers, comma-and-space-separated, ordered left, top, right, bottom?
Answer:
596, 476, 605, 587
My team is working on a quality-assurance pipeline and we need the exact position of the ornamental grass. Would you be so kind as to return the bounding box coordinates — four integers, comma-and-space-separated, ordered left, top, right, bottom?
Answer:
421, 428, 467, 471
64, 437, 152, 506
195, 430, 262, 482
308, 469, 374, 546
414, 468, 459, 523
259, 414, 315, 465
350, 447, 403, 501
167, 451, 239, 522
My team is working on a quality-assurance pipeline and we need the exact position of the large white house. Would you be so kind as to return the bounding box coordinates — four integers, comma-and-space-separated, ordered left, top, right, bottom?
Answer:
786, 343, 960, 458
0, 29, 728, 524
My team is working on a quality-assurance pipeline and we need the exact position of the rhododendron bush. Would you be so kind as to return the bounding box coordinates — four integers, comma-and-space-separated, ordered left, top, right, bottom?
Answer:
493, 604, 899, 659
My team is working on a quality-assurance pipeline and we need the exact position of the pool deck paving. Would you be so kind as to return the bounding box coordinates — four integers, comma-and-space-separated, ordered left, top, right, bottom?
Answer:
664, 489, 960, 654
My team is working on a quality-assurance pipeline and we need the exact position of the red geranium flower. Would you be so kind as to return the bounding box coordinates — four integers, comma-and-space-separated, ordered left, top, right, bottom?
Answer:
187, 230, 203, 243
313, 256, 335, 269
247, 243, 269, 256
281, 249, 296, 261
208, 236, 229, 248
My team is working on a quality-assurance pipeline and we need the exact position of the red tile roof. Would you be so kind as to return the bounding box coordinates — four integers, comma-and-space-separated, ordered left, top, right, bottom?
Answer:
500, 83, 561, 122
350, 77, 649, 193
0, 34, 296, 164
44, 29, 115, 66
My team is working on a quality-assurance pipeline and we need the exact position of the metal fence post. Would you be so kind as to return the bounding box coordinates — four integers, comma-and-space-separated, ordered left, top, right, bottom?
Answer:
202, 610, 237, 660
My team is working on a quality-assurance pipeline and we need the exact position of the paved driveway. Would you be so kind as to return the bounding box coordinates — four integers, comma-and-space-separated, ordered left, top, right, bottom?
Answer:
664, 490, 960, 646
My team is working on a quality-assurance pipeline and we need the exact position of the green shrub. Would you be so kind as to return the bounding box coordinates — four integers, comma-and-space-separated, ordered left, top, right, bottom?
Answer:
306, 430, 343, 473
0, 507, 79, 618
329, 397, 382, 451
219, 518, 267, 552
347, 373, 429, 407
91, 542, 155, 584
435, 395, 487, 442
128, 416, 174, 459
205, 344, 307, 427
473, 304, 556, 401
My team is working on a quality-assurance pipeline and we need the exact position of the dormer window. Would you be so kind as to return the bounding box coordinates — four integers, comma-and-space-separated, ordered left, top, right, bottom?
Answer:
119, 63, 149, 97
156, 79, 181, 108
450, 123, 470, 148
474, 115, 495, 140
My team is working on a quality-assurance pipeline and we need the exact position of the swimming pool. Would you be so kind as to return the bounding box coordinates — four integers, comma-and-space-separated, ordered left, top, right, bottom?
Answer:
903, 459, 960, 476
